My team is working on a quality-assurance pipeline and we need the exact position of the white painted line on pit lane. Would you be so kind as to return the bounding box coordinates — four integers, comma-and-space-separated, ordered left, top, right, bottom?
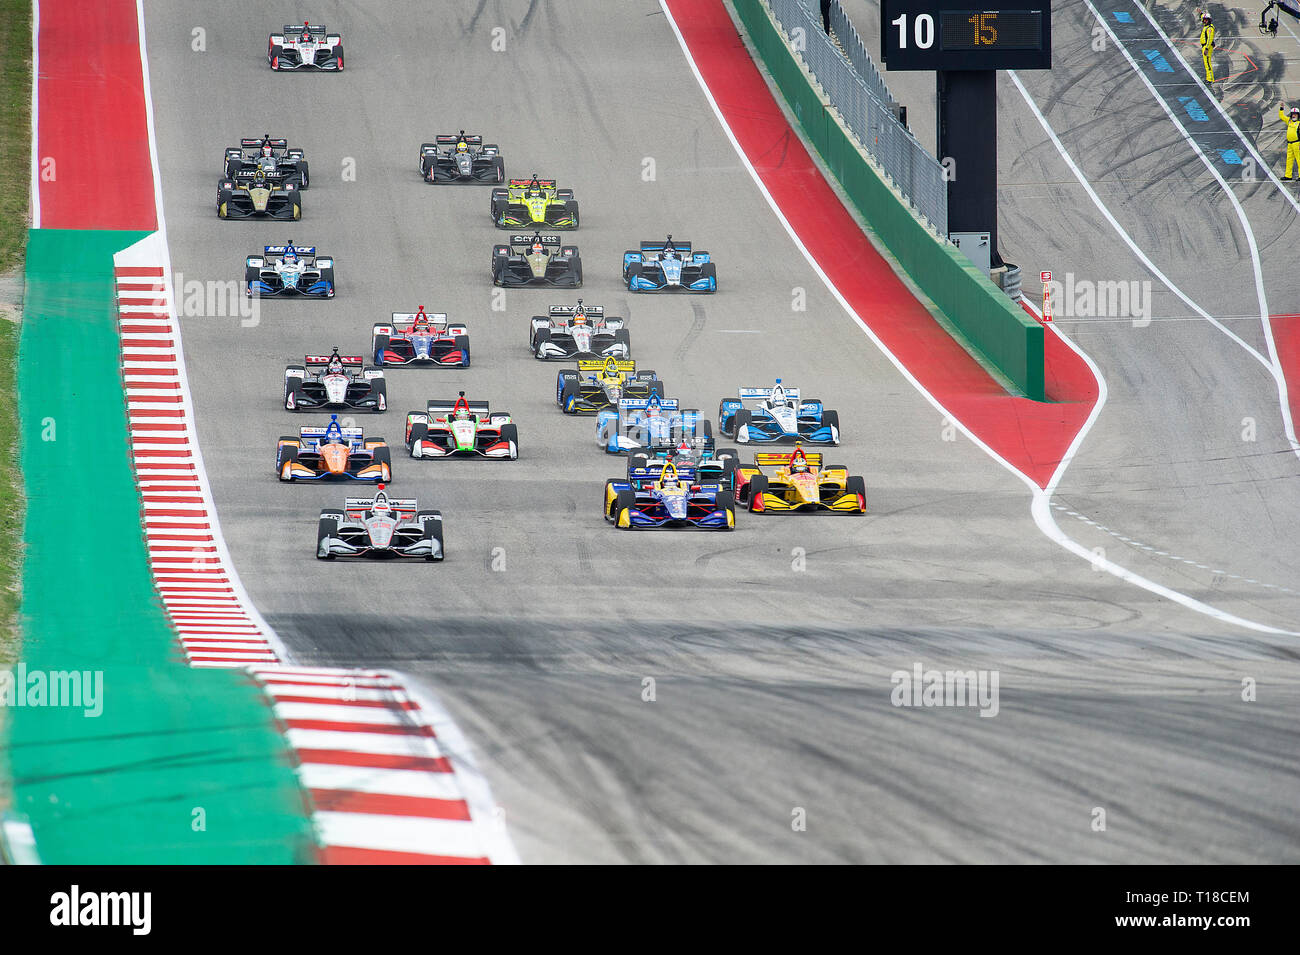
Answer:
664, 0, 1298, 636
1126, 0, 1300, 219
1082, 0, 1300, 458
1006, 69, 1271, 374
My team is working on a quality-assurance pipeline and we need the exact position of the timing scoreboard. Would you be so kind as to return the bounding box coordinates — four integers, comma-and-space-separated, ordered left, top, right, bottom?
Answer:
880, 1, 1051, 70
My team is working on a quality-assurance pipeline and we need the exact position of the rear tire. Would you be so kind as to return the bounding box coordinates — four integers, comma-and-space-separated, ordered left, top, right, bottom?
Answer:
626, 262, 642, 290
612, 328, 631, 355
372, 333, 390, 366
564, 199, 580, 228
732, 409, 753, 443
277, 442, 299, 481
615, 489, 637, 529
417, 510, 444, 561
699, 261, 717, 292
821, 410, 840, 444
560, 381, 581, 414
406, 421, 429, 457
845, 475, 867, 512
372, 445, 393, 482
284, 376, 303, 411
747, 475, 768, 512
297, 160, 310, 189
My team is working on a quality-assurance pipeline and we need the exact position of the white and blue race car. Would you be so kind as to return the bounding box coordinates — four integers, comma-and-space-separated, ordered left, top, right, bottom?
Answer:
622, 235, 716, 293
718, 379, 840, 445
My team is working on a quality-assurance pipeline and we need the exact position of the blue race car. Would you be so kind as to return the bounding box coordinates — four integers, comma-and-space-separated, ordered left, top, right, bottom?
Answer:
245, 242, 335, 298
596, 395, 710, 453
718, 379, 840, 445
603, 461, 735, 530
622, 235, 716, 293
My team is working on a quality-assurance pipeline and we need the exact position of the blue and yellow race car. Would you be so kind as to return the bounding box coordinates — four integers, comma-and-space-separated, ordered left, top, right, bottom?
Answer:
603, 461, 735, 530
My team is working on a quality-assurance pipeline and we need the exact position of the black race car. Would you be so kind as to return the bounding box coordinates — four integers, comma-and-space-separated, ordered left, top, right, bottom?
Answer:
419, 131, 503, 183
492, 233, 582, 288
224, 136, 309, 188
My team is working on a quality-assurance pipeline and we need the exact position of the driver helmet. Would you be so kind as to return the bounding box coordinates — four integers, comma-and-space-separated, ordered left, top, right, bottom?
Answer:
301, 23, 313, 42
1201, 12, 1211, 22
789, 447, 809, 473
261, 136, 273, 157
372, 491, 392, 516
532, 238, 545, 254
327, 356, 343, 374
1293, 107, 1300, 118
454, 404, 471, 421
282, 248, 297, 265
413, 305, 430, 328
456, 140, 469, 153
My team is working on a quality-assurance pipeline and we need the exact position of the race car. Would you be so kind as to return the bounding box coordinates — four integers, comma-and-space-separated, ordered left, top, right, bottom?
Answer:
372, 307, 470, 367
492, 233, 582, 287
317, 485, 443, 561
419, 131, 503, 183
627, 442, 743, 495
718, 379, 840, 445
622, 235, 716, 293
595, 395, 711, 454
223, 136, 309, 188
276, 415, 392, 483
269, 22, 343, 71
556, 357, 662, 415
245, 243, 334, 298
404, 392, 519, 460
529, 301, 628, 360
490, 176, 579, 229
217, 169, 301, 220
284, 349, 386, 413
603, 461, 735, 531
735, 445, 866, 514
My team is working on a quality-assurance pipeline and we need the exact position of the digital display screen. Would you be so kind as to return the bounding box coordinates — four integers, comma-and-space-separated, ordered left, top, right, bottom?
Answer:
940, 10, 1043, 51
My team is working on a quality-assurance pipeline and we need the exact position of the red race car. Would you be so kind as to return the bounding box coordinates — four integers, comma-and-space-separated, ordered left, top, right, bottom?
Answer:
371, 306, 470, 367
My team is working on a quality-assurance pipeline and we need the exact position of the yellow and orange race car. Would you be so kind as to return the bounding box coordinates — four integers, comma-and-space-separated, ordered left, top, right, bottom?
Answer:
735, 444, 865, 514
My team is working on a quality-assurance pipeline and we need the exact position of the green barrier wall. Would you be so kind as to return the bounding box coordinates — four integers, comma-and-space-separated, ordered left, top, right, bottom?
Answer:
732, 0, 1045, 400
5, 229, 317, 863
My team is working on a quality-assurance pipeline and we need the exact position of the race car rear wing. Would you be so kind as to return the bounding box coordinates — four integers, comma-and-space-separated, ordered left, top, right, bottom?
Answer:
619, 397, 679, 411
628, 462, 699, 484
739, 386, 801, 402
752, 451, 824, 468
576, 358, 635, 376
266, 244, 315, 255
299, 426, 365, 441
509, 178, 557, 188
509, 234, 561, 247
241, 138, 288, 149
550, 304, 603, 317
344, 498, 417, 517
305, 355, 363, 366
641, 239, 693, 255
391, 311, 451, 326
436, 134, 483, 145
426, 398, 492, 417
283, 24, 327, 34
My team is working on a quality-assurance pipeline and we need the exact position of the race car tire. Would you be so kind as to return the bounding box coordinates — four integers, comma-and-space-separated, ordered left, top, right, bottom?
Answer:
372, 333, 390, 366
419, 146, 436, 178
320, 266, 336, 298
407, 421, 429, 457
244, 264, 260, 287
746, 475, 768, 512
613, 328, 631, 354
714, 447, 741, 464
636, 369, 657, 382
491, 252, 508, 285
296, 160, 310, 189
647, 380, 665, 399
277, 441, 299, 481
372, 445, 393, 482
628, 452, 651, 471
698, 418, 714, 439
335, 47, 344, 71
492, 156, 506, 183
716, 491, 737, 530
560, 380, 581, 414
284, 377, 303, 411
498, 423, 519, 460
270, 45, 283, 70
369, 379, 387, 413
571, 256, 584, 287
564, 200, 580, 228
699, 261, 717, 292
821, 410, 841, 443
453, 334, 471, 367
732, 409, 752, 443
845, 475, 867, 512
531, 327, 549, 356
490, 196, 507, 224
626, 262, 643, 290
615, 489, 637, 529
417, 510, 444, 561
316, 517, 337, 559
603, 480, 621, 521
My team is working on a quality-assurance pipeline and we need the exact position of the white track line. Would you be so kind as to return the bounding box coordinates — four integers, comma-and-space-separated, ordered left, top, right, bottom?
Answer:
29, 0, 39, 228
666, 0, 1298, 636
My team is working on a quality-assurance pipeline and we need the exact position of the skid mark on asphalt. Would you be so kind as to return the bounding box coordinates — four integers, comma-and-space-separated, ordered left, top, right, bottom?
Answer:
674, 301, 708, 362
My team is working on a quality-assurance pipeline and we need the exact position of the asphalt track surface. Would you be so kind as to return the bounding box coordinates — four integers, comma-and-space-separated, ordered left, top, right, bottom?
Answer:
144, 1, 1299, 862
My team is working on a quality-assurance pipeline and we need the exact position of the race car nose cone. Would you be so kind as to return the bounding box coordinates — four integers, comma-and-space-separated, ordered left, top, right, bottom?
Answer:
321, 444, 348, 473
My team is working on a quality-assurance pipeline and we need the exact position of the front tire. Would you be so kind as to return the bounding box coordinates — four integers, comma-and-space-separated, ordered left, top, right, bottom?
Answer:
316, 517, 337, 559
